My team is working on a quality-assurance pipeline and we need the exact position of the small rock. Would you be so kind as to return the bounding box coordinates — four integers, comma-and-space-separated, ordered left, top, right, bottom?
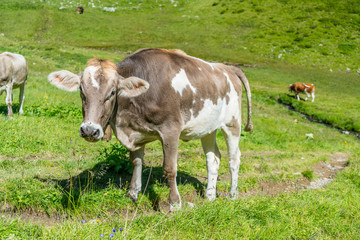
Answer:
103, 7, 116, 12
305, 133, 314, 139
186, 202, 194, 208
308, 178, 332, 189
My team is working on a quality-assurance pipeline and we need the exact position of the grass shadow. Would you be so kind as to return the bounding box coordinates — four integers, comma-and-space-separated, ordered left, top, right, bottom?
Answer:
0, 103, 20, 116
286, 93, 307, 101
36, 161, 205, 211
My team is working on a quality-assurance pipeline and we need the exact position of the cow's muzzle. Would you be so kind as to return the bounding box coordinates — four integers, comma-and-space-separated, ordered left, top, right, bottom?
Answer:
79, 122, 104, 142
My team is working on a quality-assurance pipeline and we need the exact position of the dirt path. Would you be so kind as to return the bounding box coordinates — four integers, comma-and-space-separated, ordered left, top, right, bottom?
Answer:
238, 153, 349, 197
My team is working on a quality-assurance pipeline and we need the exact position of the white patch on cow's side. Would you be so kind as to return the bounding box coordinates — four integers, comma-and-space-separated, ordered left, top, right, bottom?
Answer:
198, 67, 202, 71
303, 83, 311, 88
85, 66, 100, 89
181, 72, 240, 140
171, 69, 196, 96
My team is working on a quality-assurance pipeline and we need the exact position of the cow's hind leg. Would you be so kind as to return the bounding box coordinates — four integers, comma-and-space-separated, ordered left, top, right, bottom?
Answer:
201, 131, 221, 201
160, 131, 181, 211
127, 146, 145, 202
18, 81, 26, 114
6, 84, 13, 118
221, 121, 241, 199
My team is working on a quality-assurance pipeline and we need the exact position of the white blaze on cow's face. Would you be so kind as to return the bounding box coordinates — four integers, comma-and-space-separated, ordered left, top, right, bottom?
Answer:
79, 64, 118, 142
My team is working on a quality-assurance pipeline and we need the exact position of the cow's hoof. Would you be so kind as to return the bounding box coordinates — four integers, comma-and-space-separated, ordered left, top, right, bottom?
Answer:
127, 191, 138, 202
206, 190, 216, 201
169, 202, 181, 212
229, 191, 238, 200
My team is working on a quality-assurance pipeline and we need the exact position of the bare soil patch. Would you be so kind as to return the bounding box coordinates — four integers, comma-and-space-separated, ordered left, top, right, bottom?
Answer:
238, 153, 349, 197
1, 207, 67, 226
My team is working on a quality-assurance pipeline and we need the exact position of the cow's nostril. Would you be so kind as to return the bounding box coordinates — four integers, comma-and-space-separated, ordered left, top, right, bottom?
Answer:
80, 127, 86, 137
92, 129, 100, 138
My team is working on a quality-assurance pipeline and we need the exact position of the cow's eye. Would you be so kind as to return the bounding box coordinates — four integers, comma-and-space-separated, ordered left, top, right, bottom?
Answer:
79, 87, 86, 101
105, 90, 116, 102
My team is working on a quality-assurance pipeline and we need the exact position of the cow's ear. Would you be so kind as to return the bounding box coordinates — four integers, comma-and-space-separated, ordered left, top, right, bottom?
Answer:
118, 77, 150, 98
48, 70, 80, 92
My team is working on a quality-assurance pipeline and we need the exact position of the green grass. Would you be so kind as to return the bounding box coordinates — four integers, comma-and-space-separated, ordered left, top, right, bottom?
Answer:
0, 0, 360, 239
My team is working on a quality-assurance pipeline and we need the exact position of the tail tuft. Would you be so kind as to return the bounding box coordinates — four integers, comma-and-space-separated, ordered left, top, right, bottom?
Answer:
244, 122, 253, 133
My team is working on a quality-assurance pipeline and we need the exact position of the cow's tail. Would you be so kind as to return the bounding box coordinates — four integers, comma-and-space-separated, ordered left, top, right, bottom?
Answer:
231, 66, 253, 133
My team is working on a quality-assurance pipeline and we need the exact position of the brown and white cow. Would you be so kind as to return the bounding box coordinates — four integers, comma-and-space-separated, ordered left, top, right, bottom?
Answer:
77, 6, 84, 14
0, 52, 28, 118
289, 82, 315, 102
48, 48, 252, 210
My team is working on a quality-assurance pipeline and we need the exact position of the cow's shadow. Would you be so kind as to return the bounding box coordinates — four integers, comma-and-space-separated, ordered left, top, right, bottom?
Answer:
286, 93, 306, 101
36, 161, 205, 211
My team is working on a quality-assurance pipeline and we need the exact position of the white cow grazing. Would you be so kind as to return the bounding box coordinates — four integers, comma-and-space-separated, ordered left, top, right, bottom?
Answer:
0, 52, 28, 117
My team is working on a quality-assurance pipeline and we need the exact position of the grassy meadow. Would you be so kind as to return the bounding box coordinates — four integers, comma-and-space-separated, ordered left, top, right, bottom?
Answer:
0, 0, 360, 239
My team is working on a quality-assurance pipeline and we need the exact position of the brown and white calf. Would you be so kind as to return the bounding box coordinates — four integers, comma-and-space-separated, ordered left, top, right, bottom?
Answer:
48, 48, 252, 210
289, 82, 315, 102
0, 52, 28, 117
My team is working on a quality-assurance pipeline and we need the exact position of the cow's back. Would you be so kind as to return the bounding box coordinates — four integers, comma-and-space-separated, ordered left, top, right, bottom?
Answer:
0, 54, 13, 86
0, 52, 27, 86
117, 49, 185, 126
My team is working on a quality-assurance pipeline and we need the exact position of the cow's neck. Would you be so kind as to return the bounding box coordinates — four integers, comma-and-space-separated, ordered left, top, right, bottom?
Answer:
111, 98, 158, 151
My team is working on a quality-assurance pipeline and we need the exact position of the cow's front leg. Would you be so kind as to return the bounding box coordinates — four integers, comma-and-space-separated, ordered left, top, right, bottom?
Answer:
127, 146, 145, 202
161, 133, 181, 211
304, 91, 310, 101
311, 92, 315, 102
296, 93, 300, 101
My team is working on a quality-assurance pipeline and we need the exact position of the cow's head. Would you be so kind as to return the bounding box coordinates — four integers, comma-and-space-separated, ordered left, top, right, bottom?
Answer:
48, 59, 149, 142
288, 84, 293, 92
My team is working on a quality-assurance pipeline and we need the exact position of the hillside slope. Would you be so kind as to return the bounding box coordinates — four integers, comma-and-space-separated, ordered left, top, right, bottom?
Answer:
0, 0, 359, 72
